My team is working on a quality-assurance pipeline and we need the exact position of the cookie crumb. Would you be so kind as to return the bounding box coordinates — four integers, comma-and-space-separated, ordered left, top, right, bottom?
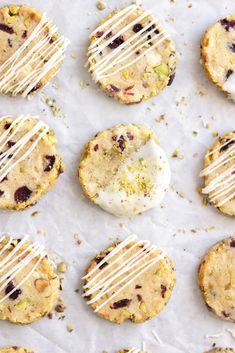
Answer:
57, 262, 67, 273
66, 324, 74, 333
96, 1, 107, 10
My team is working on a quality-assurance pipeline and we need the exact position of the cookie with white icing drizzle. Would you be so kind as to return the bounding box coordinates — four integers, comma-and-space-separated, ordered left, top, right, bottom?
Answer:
87, 4, 177, 104
198, 237, 235, 323
0, 5, 69, 97
201, 15, 235, 102
83, 234, 175, 324
0, 349, 34, 353
0, 115, 65, 210
200, 131, 235, 216
79, 124, 170, 217
0, 236, 60, 324
117, 349, 148, 353
205, 349, 235, 353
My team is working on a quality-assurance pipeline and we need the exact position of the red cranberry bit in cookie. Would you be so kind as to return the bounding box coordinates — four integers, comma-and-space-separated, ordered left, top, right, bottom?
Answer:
0, 190, 4, 197
133, 23, 143, 33
230, 239, 235, 247
110, 298, 131, 309
109, 84, 120, 93
5, 280, 22, 300
0, 23, 14, 34
221, 18, 235, 32
228, 43, 235, 53
95, 256, 108, 269
135, 284, 142, 289
108, 35, 124, 49
226, 69, 234, 79
8, 39, 12, 48
117, 135, 126, 152
22, 30, 28, 38
14, 186, 32, 203
44, 155, 56, 172
94, 144, 99, 152
161, 284, 167, 298
126, 132, 134, 140
137, 294, 142, 302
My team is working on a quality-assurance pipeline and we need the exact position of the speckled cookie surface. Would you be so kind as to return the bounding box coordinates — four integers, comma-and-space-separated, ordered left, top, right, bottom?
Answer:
205, 349, 235, 353
117, 350, 147, 353
200, 131, 235, 216
0, 5, 67, 97
83, 236, 175, 324
0, 115, 65, 210
198, 237, 235, 323
87, 5, 177, 104
79, 124, 170, 217
201, 15, 235, 101
0, 237, 60, 324
0, 348, 34, 353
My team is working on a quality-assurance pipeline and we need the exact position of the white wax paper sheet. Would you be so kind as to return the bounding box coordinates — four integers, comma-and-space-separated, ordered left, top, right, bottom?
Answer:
0, 0, 235, 352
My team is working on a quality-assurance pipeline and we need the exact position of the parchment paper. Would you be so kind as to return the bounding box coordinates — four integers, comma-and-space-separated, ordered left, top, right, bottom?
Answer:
0, 0, 235, 352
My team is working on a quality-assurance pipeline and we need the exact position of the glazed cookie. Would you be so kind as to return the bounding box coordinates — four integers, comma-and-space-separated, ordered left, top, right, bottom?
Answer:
79, 124, 170, 217
0, 348, 34, 353
87, 3, 177, 104
0, 5, 69, 97
0, 115, 65, 210
201, 15, 235, 101
205, 349, 235, 353
83, 234, 175, 324
200, 131, 235, 216
117, 349, 147, 353
198, 237, 235, 323
0, 236, 60, 324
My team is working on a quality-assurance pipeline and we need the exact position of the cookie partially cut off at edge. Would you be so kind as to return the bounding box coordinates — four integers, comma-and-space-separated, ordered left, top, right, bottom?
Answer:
0, 237, 60, 324
0, 116, 65, 210
87, 5, 177, 104
198, 237, 235, 323
0, 348, 34, 353
0, 5, 66, 97
79, 124, 170, 217
201, 15, 235, 102
117, 350, 148, 353
205, 349, 235, 353
83, 238, 175, 324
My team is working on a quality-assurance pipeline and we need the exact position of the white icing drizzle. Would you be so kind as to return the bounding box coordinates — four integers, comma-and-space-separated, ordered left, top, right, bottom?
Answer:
88, 4, 168, 82
0, 13, 69, 97
152, 330, 163, 345
128, 349, 142, 353
200, 137, 235, 207
83, 234, 166, 312
0, 235, 46, 304
0, 115, 49, 182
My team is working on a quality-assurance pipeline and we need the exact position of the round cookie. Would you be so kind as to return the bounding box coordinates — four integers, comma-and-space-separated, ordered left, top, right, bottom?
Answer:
200, 131, 235, 216
0, 115, 65, 210
0, 5, 69, 97
0, 348, 34, 353
83, 234, 175, 324
201, 15, 235, 101
198, 237, 235, 323
205, 349, 235, 353
87, 3, 177, 104
117, 350, 147, 353
0, 236, 60, 324
79, 124, 170, 217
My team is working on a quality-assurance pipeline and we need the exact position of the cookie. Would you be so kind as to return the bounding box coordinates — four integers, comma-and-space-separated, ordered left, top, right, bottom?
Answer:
0, 115, 65, 210
205, 349, 235, 353
200, 131, 235, 216
0, 5, 69, 97
79, 124, 170, 217
0, 235, 60, 324
87, 3, 177, 104
83, 234, 175, 324
198, 237, 235, 323
0, 348, 34, 353
201, 16, 235, 102
117, 350, 147, 353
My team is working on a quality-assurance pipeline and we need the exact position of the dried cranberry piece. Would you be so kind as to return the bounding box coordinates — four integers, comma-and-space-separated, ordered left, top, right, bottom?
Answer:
220, 139, 234, 151
8, 39, 12, 48
161, 284, 167, 298
22, 30, 28, 38
44, 155, 56, 172
0, 175, 8, 183
117, 135, 126, 152
135, 284, 142, 289
112, 135, 118, 141
4, 122, 11, 130
111, 298, 131, 309
0, 23, 14, 34
133, 23, 143, 33
109, 84, 120, 93
221, 18, 235, 31
96, 31, 104, 38
7, 141, 15, 148
0, 190, 4, 197
146, 24, 159, 34
29, 81, 42, 94
137, 294, 142, 302
94, 144, 99, 152
226, 69, 234, 79
230, 239, 235, 247
126, 132, 134, 140
95, 256, 108, 269
168, 73, 176, 86
228, 43, 235, 53
222, 310, 230, 318
108, 35, 124, 49
5, 281, 22, 300
14, 186, 32, 203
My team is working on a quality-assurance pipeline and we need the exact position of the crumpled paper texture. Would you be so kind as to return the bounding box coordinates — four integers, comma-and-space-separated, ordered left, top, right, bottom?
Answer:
0, 0, 235, 352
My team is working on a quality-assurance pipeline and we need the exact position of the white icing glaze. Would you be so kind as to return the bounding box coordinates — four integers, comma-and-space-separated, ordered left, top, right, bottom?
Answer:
0, 13, 69, 97
223, 72, 235, 102
128, 349, 142, 353
83, 234, 166, 312
200, 137, 235, 207
88, 4, 168, 82
95, 139, 171, 217
0, 115, 49, 182
0, 236, 46, 304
